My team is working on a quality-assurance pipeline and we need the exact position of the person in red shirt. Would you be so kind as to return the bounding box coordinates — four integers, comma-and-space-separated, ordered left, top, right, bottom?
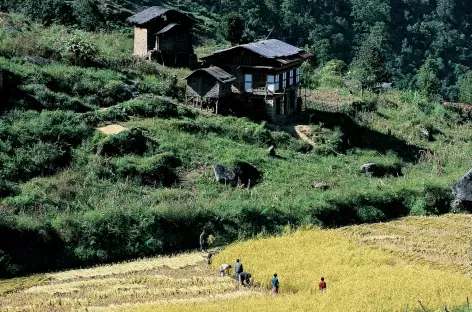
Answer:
318, 277, 327, 291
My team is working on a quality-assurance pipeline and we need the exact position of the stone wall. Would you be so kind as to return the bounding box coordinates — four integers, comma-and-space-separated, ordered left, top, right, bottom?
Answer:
134, 27, 148, 57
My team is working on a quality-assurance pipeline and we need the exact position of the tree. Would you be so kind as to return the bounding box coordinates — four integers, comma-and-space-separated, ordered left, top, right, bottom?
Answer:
220, 13, 245, 45
350, 23, 389, 90
458, 71, 472, 104
72, 0, 105, 31
416, 58, 440, 99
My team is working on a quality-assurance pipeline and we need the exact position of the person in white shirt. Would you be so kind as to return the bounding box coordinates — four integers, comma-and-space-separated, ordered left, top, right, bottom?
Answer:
219, 264, 232, 277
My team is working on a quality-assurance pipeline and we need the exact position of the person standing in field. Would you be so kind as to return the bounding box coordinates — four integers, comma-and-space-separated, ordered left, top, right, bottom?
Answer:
239, 272, 251, 286
199, 230, 207, 252
234, 259, 243, 281
318, 277, 327, 291
219, 264, 231, 277
271, 273, 279, 295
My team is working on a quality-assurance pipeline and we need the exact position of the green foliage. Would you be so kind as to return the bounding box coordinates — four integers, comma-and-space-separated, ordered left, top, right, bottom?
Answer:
120, 95, 179, 118
62, 32, 99, 66
458, 71, 472, 104
220, 13, 245, 45
350, 24, 389, 89
113, 153, 181, 186
308, 125, 343, 156
0, 181, 19, 198
95, 129, 157, 157
416, 58, 440, 99
316, 60, 347, 88
72, 0, 105, 31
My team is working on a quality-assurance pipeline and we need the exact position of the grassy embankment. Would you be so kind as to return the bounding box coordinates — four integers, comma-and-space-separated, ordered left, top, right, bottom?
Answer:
0, 214, 470, 312
1, 12, 472, 277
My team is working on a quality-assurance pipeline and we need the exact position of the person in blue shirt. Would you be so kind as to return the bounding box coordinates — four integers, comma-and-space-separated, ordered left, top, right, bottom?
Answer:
234, 259, 243, 281
271, 273, 279, 295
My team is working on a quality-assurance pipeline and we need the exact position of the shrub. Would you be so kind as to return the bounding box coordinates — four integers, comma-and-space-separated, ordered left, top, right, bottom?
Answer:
0, 180, 19, 198
113, 153, 181, 186
308, 125, 343, 155
1, 142, 69, 182
95, 129, 157, 157
62, 32, 99, 66
458, 70, 472, 104
342, 98, 378, 116
120, 95, 178, 118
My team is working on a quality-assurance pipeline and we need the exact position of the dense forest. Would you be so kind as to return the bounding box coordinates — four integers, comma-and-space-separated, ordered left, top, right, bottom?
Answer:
3, 0, 472, 100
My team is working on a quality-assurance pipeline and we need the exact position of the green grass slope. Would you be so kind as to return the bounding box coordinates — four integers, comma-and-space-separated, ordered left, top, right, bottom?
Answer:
0, 13, 471, 278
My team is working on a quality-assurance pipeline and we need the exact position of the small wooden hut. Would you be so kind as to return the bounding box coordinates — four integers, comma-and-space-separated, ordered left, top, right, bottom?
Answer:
184, 66, 235, 114
126, 6, 197, 68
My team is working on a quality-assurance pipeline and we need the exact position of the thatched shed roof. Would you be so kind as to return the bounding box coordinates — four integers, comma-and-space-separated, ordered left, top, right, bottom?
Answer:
185, 66, 235, 83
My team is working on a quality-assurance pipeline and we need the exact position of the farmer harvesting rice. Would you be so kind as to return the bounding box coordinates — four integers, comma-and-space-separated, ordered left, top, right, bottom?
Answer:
234, 259, 243, 281
319, 277, 327, 291
271, 273, 279, 295
219, 264, 231, 277
239, 272, 251, 286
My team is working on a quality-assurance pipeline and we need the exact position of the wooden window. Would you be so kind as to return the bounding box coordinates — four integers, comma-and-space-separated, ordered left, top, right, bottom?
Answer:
282, 72, 287, 88
275, 74, 280, 91
275, 98, 281, 115
245, 74, 253, 92
289, 69, 294, 86
296, 68, 300, 85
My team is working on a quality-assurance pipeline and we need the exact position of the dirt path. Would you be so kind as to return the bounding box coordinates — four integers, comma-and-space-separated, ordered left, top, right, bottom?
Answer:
267, 123, 317, 148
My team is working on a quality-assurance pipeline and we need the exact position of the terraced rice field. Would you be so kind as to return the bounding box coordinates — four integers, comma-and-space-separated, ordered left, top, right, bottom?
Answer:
0, 254, 259, 312
0, 214, 470, 312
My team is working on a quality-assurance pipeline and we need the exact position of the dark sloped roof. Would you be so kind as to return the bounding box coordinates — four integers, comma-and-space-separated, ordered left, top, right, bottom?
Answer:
211, 39, 303, 59
156, 23, 179, 35
185, 66, 235, 83
127, 6, 171, 25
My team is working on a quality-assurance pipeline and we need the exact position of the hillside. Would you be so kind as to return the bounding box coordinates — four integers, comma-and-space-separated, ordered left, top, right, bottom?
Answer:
2, 8, 472, 278
1, 214, 471, 311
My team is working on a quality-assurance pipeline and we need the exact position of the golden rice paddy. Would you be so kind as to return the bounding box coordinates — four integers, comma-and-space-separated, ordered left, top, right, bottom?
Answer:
0, 214, 471, 312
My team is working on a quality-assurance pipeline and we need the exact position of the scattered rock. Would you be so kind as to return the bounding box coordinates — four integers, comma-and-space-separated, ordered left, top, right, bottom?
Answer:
451, 168, 472, 202
213, 165, 236, 185
450, 198, 465, 213
120, 84, 140, 99
419, 127, 434, 141
360, 163, 403, 178
213, 162, 261, 187
313, 181, 330, 190
233, 161, 261, 187
360, 163, 380, 176
4, 25, 20, 32
24, 55, 53, 65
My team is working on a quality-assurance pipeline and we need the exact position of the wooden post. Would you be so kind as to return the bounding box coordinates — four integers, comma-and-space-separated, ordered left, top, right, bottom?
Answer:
418, 300, 426, 312
216, 100, 219, 115
467, 296, 470, 308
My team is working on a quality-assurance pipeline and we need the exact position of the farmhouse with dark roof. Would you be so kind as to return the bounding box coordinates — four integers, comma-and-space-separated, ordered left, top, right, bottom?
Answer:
185, 39, 313, 124
127, 6, 196, 68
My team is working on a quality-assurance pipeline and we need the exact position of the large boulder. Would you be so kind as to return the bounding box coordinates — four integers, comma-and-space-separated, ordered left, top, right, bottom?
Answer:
214, 165, 236, 185
360, 163, 402, 178
233, 161, 261, 187
451, 168, 472, 201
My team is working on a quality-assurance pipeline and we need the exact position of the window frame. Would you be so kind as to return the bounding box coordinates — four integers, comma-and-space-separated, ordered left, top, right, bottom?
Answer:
296, 68, 300, 85
282, 72, 287, 89
267, 74, 275, 92
289, 69, 294, 86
